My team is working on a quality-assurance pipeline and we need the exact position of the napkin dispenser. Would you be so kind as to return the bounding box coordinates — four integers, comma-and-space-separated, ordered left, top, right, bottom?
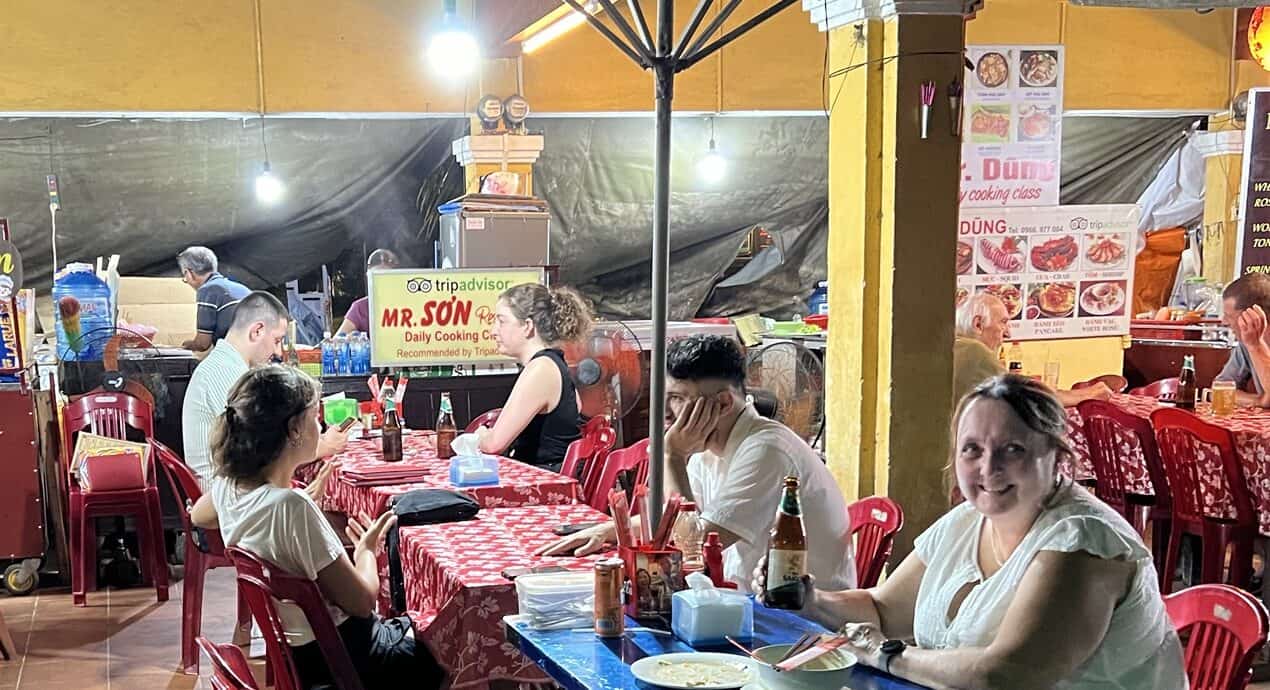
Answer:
671, 572, 753, 646
448, 455, 499, 487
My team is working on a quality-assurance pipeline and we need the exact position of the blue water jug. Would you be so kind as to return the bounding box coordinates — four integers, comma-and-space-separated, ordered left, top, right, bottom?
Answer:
807, 281, 828, 316
320, 331, 334, 376
52, 263, 114, 361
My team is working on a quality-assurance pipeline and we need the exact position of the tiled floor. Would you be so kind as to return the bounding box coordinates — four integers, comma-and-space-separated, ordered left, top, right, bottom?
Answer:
0, 568, 262, 689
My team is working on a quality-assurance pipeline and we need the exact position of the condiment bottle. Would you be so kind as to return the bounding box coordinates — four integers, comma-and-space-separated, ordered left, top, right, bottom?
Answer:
436, 392, 456, 459
671, 501, 705, 573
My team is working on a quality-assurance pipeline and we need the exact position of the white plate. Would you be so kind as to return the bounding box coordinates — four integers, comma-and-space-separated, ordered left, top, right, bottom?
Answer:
976, 236, 1027, 275
1080, 282, 1126, 316
630, 652, 757, 690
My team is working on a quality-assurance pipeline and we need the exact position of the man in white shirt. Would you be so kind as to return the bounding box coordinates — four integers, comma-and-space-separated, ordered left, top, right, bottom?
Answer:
539, 335, 856, 593
182, 291, 348, 481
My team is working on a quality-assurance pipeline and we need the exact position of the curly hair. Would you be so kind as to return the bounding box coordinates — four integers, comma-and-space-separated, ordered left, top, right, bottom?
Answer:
666, 334, 746, 390
211, 364, 319, 482
499, 283, 593, 344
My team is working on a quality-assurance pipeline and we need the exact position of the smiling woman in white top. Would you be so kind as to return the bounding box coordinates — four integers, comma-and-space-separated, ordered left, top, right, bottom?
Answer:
191, 365, 444, 690
753, 374, 1185, 689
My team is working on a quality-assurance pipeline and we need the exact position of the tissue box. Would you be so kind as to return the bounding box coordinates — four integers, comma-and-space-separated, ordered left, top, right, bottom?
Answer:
449, 455, 500, 487
672, 586, 753, 646
515, 571, 593, 630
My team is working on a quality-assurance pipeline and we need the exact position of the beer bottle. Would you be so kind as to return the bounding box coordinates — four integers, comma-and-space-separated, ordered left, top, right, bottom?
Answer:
436, 392, 457, 459
1177, 354, 1197, 411
764, 475, 807, 610
382, 394, 403, 462
286, 321, 301, 368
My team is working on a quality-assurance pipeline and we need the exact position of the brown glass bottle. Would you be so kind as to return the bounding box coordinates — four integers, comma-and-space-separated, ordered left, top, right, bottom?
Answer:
436, 392, 456, 459
764, 476, 807, 609
1177, 354, 1196, 411
382, 395, 403, 462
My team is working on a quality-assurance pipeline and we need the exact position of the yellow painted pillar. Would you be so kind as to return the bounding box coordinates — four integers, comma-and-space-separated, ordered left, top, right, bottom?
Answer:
1193, 128, 1245, 283
825, 15, 964, 559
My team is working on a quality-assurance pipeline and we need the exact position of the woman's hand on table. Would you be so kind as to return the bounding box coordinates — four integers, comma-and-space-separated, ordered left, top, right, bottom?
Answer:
535, 521, 615, 557
317, 425, 350, 458
840, 622, 887, 669
347, 511, 397, 554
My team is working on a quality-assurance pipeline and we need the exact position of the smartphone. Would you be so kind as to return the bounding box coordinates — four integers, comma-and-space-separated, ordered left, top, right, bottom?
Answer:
338, 417, 357, 432
552, 522, 598, 536
501, 565, 568, 580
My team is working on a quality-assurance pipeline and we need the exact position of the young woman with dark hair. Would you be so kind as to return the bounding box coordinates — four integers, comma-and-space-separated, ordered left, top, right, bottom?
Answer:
190, 365, 444, 689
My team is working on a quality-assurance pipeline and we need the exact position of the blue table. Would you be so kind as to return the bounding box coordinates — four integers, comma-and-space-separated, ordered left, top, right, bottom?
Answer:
504, 605, 929, 690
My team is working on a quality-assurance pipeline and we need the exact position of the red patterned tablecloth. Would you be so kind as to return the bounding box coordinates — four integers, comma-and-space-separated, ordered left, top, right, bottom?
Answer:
400, 503, 610, 689
1065, 394, 1270, 535
299, 430, 579, 519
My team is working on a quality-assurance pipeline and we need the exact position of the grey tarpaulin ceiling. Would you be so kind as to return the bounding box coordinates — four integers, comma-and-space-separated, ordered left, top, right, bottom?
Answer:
1060, 115, 1205, 205
0, 113, 1201, 324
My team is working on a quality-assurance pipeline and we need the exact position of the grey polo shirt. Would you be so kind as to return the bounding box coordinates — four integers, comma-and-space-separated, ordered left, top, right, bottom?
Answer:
1218, 342, 1264, 394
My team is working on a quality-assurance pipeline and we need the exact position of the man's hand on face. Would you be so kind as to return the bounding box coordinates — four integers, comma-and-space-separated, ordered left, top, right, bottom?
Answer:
665, 396, 722, 460
1238, 305, 1270, 353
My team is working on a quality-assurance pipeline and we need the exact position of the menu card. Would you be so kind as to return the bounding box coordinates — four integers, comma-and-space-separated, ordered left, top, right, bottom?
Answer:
956, 205, 1140, 340
961, 45, 1064, 208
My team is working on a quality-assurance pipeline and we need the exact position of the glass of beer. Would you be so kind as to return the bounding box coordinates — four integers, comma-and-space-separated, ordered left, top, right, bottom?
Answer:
1211, 378, 1237, 417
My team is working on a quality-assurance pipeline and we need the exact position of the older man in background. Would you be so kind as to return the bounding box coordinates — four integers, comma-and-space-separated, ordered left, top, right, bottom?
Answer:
177, 246, 250, 353
953, 293, 1112, 407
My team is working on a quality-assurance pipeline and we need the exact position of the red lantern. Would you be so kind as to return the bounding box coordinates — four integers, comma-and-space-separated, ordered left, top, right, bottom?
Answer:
1250, 7, 1270, 71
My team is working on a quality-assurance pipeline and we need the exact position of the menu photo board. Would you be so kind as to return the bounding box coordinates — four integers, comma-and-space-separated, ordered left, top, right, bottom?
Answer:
1237, 88, 1270, 277
961, 45, 1064, 208
956, 204, 1140, 341
368, 267, 544, 367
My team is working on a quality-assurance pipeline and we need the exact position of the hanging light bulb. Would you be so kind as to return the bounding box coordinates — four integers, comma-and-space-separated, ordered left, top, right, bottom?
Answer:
428, 0, 480, 79
698, 118, 727, 183
255, 162, 284, 204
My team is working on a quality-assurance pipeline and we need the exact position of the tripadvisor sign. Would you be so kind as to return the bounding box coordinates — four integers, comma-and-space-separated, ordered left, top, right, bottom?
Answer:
368, 268, 544, 367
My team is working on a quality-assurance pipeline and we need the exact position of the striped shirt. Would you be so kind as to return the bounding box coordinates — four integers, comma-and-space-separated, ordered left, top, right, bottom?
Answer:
182, 339, 249, 481
196, 272, 250, 342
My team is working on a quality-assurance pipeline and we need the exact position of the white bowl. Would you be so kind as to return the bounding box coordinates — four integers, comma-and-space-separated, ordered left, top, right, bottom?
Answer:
751, 644, 856, 690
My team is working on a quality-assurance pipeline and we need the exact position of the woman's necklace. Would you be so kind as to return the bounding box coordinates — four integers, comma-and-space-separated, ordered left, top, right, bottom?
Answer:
988, 521, 1007, 568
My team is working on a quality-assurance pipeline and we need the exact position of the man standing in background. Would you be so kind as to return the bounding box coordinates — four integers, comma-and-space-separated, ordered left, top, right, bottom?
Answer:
177, 246, 250, 353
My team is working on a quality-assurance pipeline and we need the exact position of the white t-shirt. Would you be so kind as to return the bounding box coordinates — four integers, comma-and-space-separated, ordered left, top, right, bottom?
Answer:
687, 405, 856, 593
210, 476, 347, 646
912, 487, 1186, 689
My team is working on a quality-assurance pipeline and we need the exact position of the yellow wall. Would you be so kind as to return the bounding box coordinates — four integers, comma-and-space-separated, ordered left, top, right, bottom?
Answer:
0, 0, 1241, 113
1017, 337, 1127, 388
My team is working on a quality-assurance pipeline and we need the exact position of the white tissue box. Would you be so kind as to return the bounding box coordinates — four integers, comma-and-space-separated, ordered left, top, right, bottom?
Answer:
449, 455, 499, 487
672, 585, 754, 646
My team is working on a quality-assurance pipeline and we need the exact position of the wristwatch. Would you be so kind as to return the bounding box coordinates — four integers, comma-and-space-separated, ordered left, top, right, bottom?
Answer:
880, 639, 906, 675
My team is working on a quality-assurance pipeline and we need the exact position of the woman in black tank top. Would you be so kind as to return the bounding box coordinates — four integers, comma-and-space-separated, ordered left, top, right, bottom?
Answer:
474, 284, 592, 471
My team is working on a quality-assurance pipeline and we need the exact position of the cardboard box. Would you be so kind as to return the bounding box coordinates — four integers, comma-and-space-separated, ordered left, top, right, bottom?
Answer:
115, 277, 195, 347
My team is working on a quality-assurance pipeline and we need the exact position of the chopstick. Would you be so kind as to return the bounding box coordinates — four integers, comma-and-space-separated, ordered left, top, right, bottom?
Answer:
778, 633, 820, 663
725, 636, 761, 660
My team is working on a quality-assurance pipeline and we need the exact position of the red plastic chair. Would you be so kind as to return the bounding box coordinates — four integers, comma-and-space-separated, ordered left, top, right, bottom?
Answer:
61, 392, 168, 607
1072, 374, 1129, 394
847, 497, 904, 588
561, 419, 617, 486
1078, 400, 1172, 584
1166, 584, 1269, 690
152, 441, 251, 674
585, 439, 651, 513
1129, 377, 1180, 398
465, 408, 502, 433
226, 546, 366, 690
196, 636, 261, 690
1150, 408, 1258, 595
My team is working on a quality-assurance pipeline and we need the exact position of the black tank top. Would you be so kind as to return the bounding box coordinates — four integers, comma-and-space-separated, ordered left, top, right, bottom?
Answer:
509, 348, 581, 468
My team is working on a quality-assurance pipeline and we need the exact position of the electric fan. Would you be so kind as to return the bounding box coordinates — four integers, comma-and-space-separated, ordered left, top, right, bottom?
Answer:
744, 340, 826, 448
562, 321, 647, 445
